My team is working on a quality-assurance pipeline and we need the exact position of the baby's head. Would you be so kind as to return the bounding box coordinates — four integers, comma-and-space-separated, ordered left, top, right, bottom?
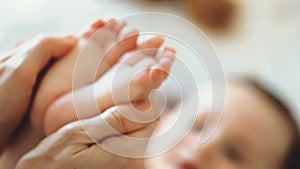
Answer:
147, 78, 300, 169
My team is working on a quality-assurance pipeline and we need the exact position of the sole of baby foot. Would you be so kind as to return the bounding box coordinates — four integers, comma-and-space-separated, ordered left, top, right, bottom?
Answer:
119, 36, 164, 65
129, 47, 176, 100
85, 20, 139, 79
43, 37, 175, 136
94, 46, 176, 111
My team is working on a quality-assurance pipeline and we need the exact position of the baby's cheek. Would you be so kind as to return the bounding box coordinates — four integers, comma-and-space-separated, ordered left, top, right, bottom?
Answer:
144, 153, 171, 169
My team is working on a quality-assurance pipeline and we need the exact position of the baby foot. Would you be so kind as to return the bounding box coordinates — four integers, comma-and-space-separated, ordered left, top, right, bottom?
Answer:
30, 19, 138, 128
43, 37, 176, 135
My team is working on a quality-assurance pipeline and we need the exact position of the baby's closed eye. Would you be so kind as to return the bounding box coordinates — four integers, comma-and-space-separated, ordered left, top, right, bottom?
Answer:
223, 143, 245, 164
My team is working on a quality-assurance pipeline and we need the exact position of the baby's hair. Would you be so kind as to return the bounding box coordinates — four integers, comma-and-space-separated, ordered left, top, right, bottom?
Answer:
235, 77, 300, 169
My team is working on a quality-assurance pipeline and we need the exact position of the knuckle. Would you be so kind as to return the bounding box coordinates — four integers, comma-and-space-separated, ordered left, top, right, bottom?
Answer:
57, 121, 93, 144
58, 122, 83, 139
110, 109, 128, 132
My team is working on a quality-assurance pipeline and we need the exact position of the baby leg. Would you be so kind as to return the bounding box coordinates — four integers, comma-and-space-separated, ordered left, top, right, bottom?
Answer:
31, 19, 138, 128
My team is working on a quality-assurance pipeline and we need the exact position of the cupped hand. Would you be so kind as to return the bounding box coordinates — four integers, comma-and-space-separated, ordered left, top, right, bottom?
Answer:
16, 101, 158, 169
0, 35, 77, 150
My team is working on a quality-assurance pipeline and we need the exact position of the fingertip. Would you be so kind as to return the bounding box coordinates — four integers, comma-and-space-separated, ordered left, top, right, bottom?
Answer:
50, 35, 77, 57
64, 35, 77, 45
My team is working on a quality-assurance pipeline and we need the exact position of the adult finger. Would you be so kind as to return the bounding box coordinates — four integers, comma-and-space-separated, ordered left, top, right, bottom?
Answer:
80, 101, 159, 158
61, 101, 158, 145
17, 34, 77, 76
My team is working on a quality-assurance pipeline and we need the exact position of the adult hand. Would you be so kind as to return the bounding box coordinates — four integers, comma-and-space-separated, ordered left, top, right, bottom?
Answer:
0, 35, 77, 150
15, 101, 158, 169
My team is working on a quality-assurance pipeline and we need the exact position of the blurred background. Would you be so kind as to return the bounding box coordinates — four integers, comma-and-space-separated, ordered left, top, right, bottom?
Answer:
0, 0, 299, 123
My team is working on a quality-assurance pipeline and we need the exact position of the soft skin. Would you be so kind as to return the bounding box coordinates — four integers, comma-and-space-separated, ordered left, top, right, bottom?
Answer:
0, 35, 76, 152
146, 82, 294, 169
15, 101, 157, 169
